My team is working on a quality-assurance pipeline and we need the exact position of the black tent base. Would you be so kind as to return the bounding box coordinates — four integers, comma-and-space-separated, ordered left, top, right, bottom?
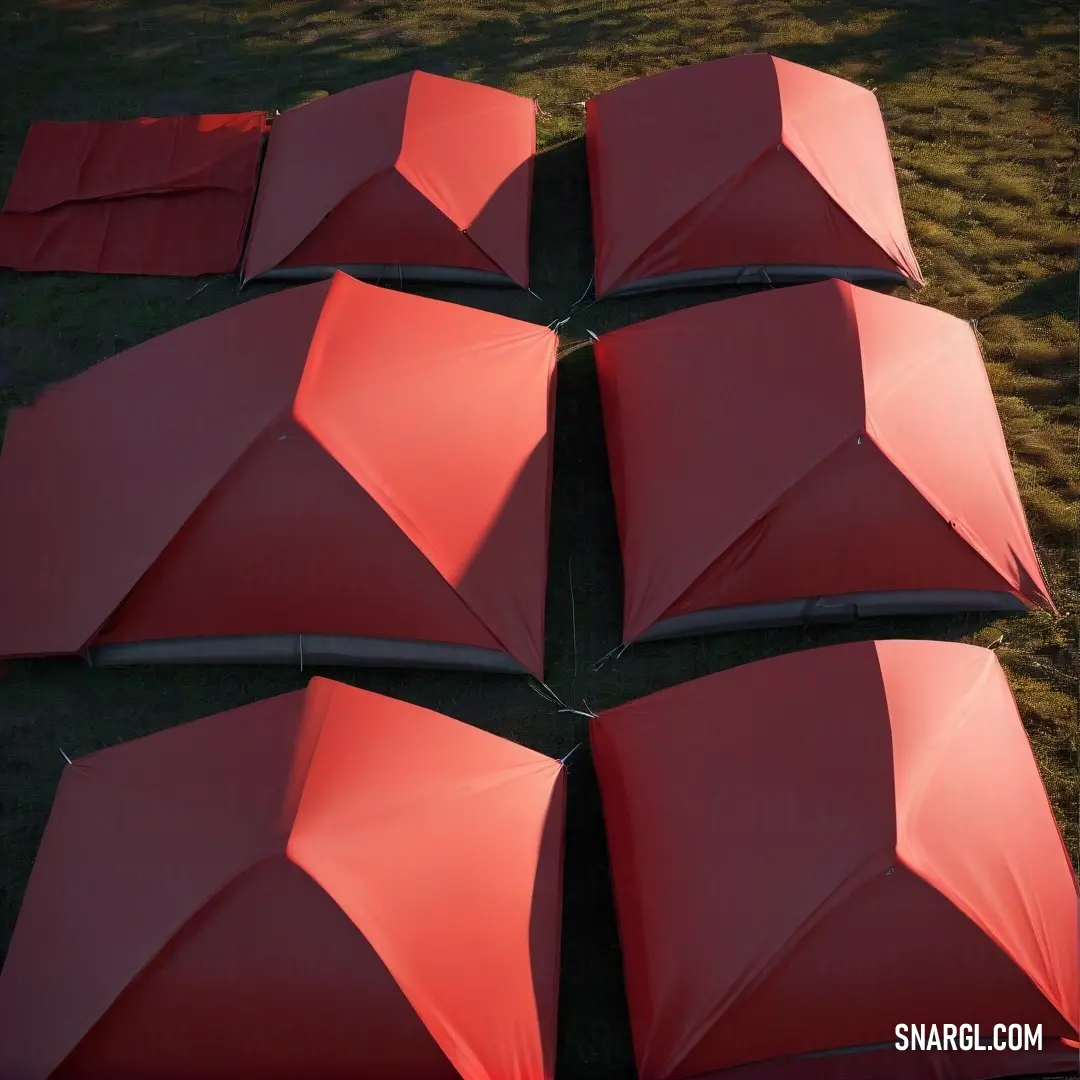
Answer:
637, 590, 1028, 642
601, 263, 913, 299
86, 634, 527, 674
242, 264, 518, 288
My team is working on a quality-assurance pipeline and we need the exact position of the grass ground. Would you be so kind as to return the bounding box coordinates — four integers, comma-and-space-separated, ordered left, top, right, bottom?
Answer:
0, 1, 1076, 1076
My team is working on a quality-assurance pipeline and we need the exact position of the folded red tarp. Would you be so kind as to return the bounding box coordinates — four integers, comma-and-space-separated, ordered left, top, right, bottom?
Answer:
592, 640, 1079, 1080
241, 71, 535, 286
586, 54, 924, 297
0, 113, 267, 275
0, 677, 566, 1079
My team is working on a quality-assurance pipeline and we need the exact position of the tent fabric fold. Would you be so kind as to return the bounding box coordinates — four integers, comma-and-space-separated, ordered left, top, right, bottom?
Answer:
0, 272, 556, 676
590, 640, 1079, 1080
241, 71, 535, 287
0, 678, 566, 1080
0, 113, 267, 275
586, 54, 923, 298
594, 279, 1054, 643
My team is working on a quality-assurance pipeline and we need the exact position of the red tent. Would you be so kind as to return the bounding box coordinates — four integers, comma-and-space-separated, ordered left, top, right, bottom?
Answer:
0, 113, 267, 275
242, 72, 536, 287
595, 279, 1053, 644
586, 54, 923, 298
0, 273, 555, 675
591, 640, 1079, 1080
0, 677, 566, 1080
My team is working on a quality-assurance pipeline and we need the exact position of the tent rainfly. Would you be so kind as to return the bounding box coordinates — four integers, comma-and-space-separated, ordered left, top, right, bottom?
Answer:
0, 113, 268, 276
586, 54, 924, 298
0, 677, 566, 1080
591, 640, 1079, 1080
0, 273, 556, 676
595, 279, 1054, 644
241, 71, 536, 287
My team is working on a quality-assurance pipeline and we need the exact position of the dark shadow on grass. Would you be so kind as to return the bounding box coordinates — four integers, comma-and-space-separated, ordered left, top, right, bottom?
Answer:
996, 270, 1078, 322
619, 609, 1007, 690
527, 772, 569, 1080
542, 340, 624, 687
734, 0, 1075, 90
556, 746, 637, 1080
370, 136, 596, 324
0, 1, 659, 131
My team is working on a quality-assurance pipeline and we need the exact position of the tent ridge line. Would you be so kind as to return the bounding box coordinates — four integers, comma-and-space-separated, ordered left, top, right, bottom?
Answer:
891, 651, 999, 838
332, 465, 519, 663
861, 424, 1021, 602
609, 140, 778, 295
254, 161, 512, 284
251, 74, 530, 282
641, 425, 863, 641
283, 679, 338, 844
779, 138, 913, 283
285, 756, 561, 1080
46, 851, 282, 1079
296, 758, 556, 847
294, 309, 555, 674
661, 849, 896, 1080
896, 848, 1075, 1033
78, 400, 299, 656
892, 655, 1076, 1023
250, 164, 398, 281
392, 147, 522, 280
244, 79, 411, 280
462, 218, 517, 281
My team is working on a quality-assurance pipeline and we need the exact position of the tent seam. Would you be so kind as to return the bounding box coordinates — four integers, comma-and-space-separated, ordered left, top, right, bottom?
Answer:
863, 426, 1026, 602
662, 852, 895, 1080
49, 852, 283, 1077
285, 681, 337, 839
894, 653, 1076, 1030
606, 141, 778, 294
898, 851, 1077, 1036
287, 757, 562, 1080
81, 402, 298, 652
779, 143, 915, 283
643, 428, 861, 639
